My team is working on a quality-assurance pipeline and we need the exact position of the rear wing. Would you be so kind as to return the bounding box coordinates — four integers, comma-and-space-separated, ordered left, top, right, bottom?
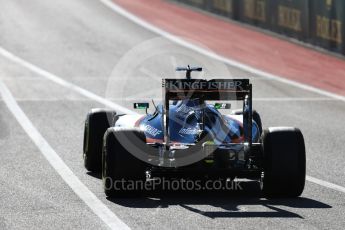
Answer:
162, 78, 253, 149
162, 79, 251, 100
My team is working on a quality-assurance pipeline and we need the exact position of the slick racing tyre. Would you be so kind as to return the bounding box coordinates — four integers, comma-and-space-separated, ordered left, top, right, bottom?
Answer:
102, 127, 148, 197
83, 109, 116, 173
252, 110, 262, 135
261, 127, 306, 197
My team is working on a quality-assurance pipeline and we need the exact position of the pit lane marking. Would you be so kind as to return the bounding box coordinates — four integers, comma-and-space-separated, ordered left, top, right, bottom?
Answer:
0, 47, 135, 115
0, 80, 130, 230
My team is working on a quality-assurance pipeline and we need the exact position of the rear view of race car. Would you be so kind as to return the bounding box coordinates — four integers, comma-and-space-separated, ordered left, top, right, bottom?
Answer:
83, 67, 306, 197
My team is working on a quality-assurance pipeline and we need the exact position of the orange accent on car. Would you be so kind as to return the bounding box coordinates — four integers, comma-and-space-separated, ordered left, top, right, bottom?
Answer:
134, 115, 145, 127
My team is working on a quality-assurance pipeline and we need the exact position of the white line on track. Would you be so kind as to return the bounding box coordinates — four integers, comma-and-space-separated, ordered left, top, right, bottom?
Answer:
98, 0, 345, 103
307, 176, 345, 194
253, 97, 338, 102
0, 47, 135, 115
0, 80, 130, 230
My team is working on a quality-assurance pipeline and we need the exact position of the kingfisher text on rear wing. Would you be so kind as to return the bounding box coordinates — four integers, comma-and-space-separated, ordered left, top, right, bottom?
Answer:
164, 79, 250, 91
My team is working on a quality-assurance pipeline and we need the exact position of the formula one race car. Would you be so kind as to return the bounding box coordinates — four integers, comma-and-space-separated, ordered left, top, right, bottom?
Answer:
83, 66, 306, 197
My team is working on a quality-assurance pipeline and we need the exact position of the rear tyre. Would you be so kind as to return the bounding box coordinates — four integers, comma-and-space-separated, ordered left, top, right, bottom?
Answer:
261, 127, 306, 197
252, 110, 262, 134
102, 127, 148, 197
83, 109, 116, 173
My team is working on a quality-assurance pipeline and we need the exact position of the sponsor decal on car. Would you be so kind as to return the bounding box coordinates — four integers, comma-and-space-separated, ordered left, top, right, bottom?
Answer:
176, 104, 194, 114
142, 124, 162, 137
166, 80, 244, 91
179, 127, 200, 135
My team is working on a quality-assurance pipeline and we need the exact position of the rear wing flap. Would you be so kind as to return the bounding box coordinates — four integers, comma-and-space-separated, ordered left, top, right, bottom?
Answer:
162, 79, 251, 100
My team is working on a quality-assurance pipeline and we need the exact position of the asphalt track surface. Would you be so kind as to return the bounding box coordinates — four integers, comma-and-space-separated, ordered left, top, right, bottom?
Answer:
0, 0, 345, 229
